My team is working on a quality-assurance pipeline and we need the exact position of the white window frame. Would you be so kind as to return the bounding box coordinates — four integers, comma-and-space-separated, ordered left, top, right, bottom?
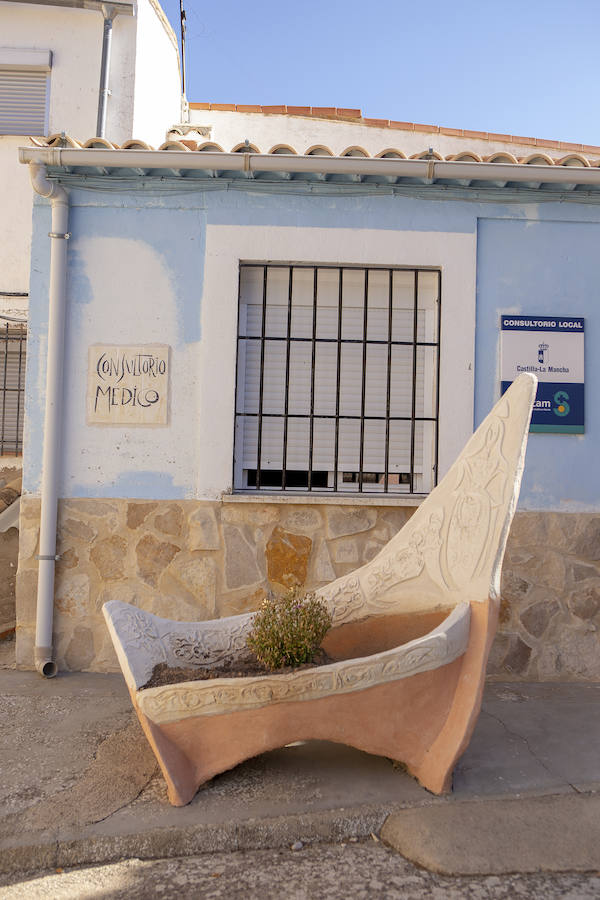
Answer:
0, 48, 52, 136
198, 225, 476, 499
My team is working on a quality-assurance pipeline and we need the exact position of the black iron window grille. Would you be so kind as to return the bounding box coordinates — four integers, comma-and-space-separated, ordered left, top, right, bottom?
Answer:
0, 323, 27, 455
234, 264, 440, 494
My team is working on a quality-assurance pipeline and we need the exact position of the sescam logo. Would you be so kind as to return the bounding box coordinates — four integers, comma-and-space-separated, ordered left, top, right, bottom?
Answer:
553, 390, 570, 417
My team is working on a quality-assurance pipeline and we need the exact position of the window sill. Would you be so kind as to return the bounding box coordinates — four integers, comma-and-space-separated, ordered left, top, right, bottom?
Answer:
222, 492, 425, 507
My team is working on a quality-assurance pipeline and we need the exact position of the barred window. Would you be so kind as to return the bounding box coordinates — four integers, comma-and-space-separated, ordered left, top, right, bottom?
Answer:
0, 323, 27, 455
234, 264, 440, 494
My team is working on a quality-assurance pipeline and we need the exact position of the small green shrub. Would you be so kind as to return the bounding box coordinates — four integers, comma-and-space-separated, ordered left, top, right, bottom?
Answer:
246, 587, 333, 671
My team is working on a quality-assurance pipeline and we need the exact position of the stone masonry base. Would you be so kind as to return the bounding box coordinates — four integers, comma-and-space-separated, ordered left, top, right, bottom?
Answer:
14, 497, 600, 680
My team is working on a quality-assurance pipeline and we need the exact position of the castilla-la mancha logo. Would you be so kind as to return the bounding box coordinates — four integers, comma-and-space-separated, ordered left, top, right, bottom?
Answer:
537, 342, 549, 364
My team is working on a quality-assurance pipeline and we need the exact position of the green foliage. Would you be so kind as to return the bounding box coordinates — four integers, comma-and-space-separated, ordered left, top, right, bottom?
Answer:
246, 587, 333, 671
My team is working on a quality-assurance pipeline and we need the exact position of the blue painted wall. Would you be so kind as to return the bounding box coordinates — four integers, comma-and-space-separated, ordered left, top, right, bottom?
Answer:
475, 217, 600, 511
24, 181, 600, 510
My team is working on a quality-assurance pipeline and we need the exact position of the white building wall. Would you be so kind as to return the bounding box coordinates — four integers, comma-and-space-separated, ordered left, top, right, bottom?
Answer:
186, 108, 587, 162
0, 0, 180, 305
131, 0, 181, 148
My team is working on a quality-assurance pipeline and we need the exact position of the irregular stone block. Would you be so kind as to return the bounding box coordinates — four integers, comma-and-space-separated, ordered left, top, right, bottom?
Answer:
15, 569, 37, 625
266, 526, 312, 587
224, 525, 261, 590
90, 536, 127, 581
501, 635, 532, 676
155, 504, 184, 537
164, 554, 217, 618
279, 507, 322, 535
332, 538, 359, 564
217, 586, 267, 618
59, 517, 97, 544
520, 600, 559, 639
572, 517, 600, 561
188, 506, 220, 551
568, 585, 600, 620
127, 502, 158, 530
64, 626, 95, 671
15, 624, 34, 669
309, 539, 336, 583
55, 573, 91, 619
56, 547, 79, 572
222, 504, 278, 526
537, 627, 600, 680
326, 507, 377, 539
136, 534, 180, 587
363, 539, 385, 564
17, 521, 38, 562
569, 561, 600, 583
63, 499, 118, 519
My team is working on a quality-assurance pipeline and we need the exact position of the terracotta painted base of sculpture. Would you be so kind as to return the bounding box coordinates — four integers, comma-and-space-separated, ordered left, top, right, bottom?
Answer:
131, 599, 496, 806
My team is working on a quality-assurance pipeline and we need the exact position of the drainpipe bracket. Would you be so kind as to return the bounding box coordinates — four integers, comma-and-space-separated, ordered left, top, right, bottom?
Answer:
48, 232, 71, 240
36, 554, 61, 561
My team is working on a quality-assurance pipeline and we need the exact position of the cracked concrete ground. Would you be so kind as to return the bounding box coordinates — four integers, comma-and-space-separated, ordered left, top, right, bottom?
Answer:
0, 667, 598, 877
2, 843, 600, 899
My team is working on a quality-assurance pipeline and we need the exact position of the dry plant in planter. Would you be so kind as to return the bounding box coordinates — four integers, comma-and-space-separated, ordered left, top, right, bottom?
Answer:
246, 588, 333, 670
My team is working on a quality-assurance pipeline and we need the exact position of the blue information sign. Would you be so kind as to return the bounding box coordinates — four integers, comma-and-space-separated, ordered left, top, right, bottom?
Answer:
500, 315, 585, 434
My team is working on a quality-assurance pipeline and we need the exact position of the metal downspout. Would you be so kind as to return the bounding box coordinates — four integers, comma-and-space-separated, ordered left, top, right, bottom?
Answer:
96, 5, 115, 138
29, 163, 70, 677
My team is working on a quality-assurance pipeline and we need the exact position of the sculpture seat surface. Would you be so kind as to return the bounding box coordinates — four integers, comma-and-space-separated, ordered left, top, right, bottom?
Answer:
104, 374, 537, 805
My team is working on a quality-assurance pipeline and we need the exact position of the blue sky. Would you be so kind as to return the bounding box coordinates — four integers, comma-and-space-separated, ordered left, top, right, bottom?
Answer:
160, 0, 600, 146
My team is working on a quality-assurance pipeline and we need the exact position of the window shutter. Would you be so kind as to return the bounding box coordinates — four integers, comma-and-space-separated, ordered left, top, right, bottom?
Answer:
236, 266, 438, 492
0, 49, 52, 136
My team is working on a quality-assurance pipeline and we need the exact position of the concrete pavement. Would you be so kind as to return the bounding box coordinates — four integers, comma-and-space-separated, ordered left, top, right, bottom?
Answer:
1, 636, 599, 877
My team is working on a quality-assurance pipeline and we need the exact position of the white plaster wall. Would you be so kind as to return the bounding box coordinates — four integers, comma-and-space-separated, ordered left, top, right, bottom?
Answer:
0, 136, 33, 295
131, 0, 181, 147
58, 234, 200, 498
53, 223, 475, 500
0, 2, 135, 296
197, 225, 476, 499
1, 0, 180, 297
1, 2, 138, 139
188, 109, 586, 162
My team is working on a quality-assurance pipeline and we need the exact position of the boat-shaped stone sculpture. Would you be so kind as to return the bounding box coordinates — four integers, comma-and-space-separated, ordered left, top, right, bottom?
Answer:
104, 373, 537, 806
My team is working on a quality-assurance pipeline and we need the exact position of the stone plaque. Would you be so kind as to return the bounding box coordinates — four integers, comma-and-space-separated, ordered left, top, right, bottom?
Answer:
87, 344, 170, 425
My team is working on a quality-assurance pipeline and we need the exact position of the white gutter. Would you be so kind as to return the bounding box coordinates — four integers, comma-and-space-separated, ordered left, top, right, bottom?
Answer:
17, 147, 600, 186
28, 164, 70, 678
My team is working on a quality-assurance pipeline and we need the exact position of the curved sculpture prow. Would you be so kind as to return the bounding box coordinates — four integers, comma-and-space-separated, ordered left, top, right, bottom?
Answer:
318, 373, 538, 625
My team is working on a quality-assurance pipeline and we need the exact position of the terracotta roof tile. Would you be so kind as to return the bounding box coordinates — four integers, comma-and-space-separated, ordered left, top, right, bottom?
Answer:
389, 121, 414, 131
413, 123, 440, 133
287, 106, 311, 116
363, 117, 389, 127
32, 134, 600, 172
312, 107, 337, 117
512, 135, 537, 146
337, 108, 361, 118
440, 127, 463, 137
236, 104, 262, 113
262, 105, 287, 114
